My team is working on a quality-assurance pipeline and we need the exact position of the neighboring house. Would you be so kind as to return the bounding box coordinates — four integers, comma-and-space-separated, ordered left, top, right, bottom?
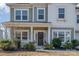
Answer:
3, 3, 79, 48
0, 24, 6, 39
0, 29, 3, 39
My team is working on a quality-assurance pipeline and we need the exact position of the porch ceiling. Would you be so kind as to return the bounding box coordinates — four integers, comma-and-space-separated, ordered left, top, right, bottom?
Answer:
3, 22, 52, 28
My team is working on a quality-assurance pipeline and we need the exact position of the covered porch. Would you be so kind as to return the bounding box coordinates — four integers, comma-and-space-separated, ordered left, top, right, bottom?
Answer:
3, 22, 52, 48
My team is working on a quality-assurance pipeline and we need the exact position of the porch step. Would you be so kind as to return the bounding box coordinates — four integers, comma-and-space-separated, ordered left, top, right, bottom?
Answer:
36, 48, 44, 52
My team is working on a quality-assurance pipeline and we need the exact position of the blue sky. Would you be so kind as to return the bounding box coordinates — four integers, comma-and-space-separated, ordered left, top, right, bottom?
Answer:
0, 3, 10, 23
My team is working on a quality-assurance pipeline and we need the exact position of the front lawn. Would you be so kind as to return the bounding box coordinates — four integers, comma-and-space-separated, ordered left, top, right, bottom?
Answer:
0, 51, 79, 56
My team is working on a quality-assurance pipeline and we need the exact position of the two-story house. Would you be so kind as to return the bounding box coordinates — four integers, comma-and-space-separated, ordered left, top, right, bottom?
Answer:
3, 3, 79, 48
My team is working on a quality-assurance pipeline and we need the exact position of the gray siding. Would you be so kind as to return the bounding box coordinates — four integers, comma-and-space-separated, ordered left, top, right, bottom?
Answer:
10, 8, 14, 21
10, 7, 48, 22
29, 8, 33, 22
45, 7, 48, 22
34, 7, 37, 22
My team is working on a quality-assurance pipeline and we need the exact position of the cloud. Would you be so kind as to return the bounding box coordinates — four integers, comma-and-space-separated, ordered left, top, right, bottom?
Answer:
0, 3, 10, 23
0, 3, 9, 13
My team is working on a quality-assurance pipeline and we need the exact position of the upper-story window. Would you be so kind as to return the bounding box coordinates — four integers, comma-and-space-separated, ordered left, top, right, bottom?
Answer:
37, 8, 45, 21
15, 9, 29, 21
58, 8, 65, 18
77, 15, 79, 23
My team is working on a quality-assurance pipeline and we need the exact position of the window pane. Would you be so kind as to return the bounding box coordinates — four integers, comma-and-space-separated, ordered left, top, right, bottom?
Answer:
38, 15, 44, 19
22, 10, 27, 20
59, 32, 64, 36
59, 14, 64, 18
77, 15, 79, 23
58, 32, 64, 42
16, 10, 21, 20
22, 32, 27, 40
16, 10, 21, 15
53, 32, 57, 38
59, 8, 64, 13
38, 9, 44, 15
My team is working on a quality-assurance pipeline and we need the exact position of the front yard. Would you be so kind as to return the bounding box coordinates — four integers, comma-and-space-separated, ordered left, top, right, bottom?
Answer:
0, 51, 79, 56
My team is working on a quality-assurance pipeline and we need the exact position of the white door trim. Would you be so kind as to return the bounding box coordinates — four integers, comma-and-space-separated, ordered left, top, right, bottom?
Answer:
34, 30, 47, 48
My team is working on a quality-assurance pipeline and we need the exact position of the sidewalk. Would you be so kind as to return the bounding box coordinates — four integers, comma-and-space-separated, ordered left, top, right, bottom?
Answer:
36, 49, 79, 52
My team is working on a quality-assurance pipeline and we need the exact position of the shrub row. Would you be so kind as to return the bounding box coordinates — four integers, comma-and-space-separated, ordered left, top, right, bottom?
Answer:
0, 40, 35, 51
44, 38, 79, 50
0, 38, 79, 51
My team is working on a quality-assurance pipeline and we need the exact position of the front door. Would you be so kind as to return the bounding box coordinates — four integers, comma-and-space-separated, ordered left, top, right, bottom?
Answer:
37, 32, 44, 46
15, 31, 21, 48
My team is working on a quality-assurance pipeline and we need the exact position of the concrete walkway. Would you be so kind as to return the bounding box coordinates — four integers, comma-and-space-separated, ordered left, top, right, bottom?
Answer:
36, 49, 79, 52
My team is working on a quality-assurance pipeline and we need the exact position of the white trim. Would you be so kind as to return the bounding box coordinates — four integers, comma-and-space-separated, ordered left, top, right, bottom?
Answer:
57, 8, 65, 20
52, 29, 71, 43
74, 28, 75, 39
14, 30, 29, 41
14, 9, 29, 21
31, 27, 33, 42
32, 7, 34, 22
37, 8, 45, 21
48, 26, 51, 44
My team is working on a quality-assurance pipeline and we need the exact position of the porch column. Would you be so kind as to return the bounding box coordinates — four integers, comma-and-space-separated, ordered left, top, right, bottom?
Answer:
74, 28, 75, 39
5, 27, 8, 39
48, 26, 51, 44
31, 26, 33, 42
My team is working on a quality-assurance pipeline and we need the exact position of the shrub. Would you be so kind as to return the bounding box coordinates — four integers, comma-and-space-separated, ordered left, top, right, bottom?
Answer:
71, 40, 79, 48
23, 42, 36, 51
0, 40, 17, 51
13, 39, 21, 49
63, 40, 73, 49
44, 43, 55, 50
52, 38, 62, 48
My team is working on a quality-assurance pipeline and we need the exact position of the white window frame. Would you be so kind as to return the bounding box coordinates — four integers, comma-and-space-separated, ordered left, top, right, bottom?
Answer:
14, 30, 29, 41
52, 30, 71, 43
37, 8, 45, 21
14, 9, 29, 21
77, 15, 79, 23
58, 8, 65, 19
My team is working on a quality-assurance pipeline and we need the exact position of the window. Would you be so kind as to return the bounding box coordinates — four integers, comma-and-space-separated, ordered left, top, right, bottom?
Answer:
37, 8, 45, 21
53, 31, 71, 42
58, 8, 65, 18
53, 32, 57, 38
58, 32, 64, 42
15, 9, 29, 21
22, 10, 27, 20
16, 10, 21, 20
22, 32, 28, 40
15, 30, 29, 40
77, 15, 79, 23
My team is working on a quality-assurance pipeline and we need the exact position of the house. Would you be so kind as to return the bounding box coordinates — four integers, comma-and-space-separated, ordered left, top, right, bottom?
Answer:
3, 3, 79, 48
0, 24, 9, 40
